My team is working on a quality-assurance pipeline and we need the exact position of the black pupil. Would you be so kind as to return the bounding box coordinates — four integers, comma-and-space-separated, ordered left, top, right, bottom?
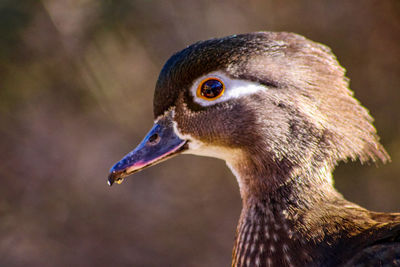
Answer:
201, 79, 223, 98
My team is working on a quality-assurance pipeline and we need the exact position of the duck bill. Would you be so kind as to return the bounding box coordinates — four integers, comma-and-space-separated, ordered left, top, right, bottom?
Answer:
108, 113, 187, 186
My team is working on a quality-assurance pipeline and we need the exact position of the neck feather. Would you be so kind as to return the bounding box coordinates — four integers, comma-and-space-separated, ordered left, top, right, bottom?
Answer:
229, 155, 368, 267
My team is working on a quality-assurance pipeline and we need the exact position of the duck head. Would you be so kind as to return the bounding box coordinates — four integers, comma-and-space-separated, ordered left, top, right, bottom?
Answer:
108, 32, 388, 197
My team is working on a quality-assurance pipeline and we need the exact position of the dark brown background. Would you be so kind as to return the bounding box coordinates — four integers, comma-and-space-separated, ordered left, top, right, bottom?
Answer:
1, 1, 399, 266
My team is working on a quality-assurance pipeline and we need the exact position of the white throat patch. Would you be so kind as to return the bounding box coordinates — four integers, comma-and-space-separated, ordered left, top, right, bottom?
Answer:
171, 117, 246, 194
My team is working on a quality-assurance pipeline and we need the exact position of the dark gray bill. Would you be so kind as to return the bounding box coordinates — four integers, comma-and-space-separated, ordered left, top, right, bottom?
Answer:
108, 113, 187, 186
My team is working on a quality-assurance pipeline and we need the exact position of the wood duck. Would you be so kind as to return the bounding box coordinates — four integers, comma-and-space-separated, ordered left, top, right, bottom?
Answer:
107, 32, 400, 266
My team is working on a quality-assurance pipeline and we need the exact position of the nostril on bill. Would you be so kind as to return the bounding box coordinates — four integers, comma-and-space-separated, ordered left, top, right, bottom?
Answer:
148, 133, 160, 145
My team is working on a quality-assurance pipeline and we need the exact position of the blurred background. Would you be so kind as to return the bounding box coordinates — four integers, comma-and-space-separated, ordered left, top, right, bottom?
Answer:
1, 0, 399, 266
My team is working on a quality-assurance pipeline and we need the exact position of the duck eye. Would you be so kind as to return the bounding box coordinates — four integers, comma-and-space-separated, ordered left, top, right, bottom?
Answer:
197, 78, 225, 100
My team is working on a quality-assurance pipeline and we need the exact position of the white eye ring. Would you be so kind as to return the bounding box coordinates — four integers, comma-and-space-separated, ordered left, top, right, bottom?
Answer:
190, 71, 266, 107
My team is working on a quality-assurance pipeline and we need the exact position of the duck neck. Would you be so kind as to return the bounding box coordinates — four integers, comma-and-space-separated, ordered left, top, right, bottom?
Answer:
229, 157, 353, 267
